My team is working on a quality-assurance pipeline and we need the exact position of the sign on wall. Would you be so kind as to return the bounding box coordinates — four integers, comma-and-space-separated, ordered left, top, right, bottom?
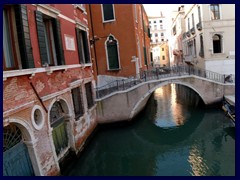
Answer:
64, 34, 76, 51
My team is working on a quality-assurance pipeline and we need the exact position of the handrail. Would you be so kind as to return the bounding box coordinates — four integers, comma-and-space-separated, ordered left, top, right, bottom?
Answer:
95, 65, 234, 99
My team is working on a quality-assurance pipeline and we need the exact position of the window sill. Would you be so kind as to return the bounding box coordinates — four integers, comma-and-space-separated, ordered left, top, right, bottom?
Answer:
103, 19, 116, 23
107, 68, 121, 71
3, 64, 92, 81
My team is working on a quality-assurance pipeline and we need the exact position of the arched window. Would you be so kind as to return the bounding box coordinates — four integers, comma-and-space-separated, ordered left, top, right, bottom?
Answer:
106, 35, 120, 70
212, 34, 222, 53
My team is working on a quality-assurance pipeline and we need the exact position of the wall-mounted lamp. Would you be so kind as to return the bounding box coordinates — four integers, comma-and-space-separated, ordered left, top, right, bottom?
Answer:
90, 35, 109, 45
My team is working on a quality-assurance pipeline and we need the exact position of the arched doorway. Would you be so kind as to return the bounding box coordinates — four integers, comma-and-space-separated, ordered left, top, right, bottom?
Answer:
50, 100, 69, 156
3, 124, 34, 176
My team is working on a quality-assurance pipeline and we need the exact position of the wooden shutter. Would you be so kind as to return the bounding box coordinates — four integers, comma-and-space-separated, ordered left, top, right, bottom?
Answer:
143, 47, 148, 65
35, 10, 48, 66
82, 31, 90, 63
14, 5, 34, 69
75, 28, 84, 64
52, 19, 65, 65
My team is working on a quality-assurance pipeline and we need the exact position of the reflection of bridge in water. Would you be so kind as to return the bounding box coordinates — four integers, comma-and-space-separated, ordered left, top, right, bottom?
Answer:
95, 65, 235, 124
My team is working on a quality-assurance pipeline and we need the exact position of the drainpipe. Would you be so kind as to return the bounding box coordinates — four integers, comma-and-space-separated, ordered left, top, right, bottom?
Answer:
29, 81, 48, 113
89, 4, 99, 76
141, 5, 148, 70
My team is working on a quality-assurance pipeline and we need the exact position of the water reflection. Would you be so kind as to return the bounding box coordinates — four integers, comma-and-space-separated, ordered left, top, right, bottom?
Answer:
63, 84, 235, 176
153, 84, 202, 128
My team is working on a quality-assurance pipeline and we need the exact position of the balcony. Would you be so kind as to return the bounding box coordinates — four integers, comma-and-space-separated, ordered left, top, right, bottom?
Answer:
186, 31, 191, 37
190, 27, 196, 35
196, 22, 202, 31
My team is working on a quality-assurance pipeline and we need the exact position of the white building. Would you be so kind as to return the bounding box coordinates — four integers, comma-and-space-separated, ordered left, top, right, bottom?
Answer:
168, 5, 185, 66
149, 12, 169, 66
182, 4, 235, 75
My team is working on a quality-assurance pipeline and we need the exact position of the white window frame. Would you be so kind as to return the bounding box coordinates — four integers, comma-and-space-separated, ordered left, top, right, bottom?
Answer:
101, 4, 116, 23
105, 34, 121, 70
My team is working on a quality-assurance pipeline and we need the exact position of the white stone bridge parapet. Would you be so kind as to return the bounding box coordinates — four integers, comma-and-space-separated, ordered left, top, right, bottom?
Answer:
95, 66, 235, 124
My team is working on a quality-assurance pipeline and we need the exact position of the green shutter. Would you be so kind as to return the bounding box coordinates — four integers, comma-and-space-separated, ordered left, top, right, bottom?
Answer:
108, 44, 119, 69
82, 31, 90, 63
143, 47, 148, 65
52, 19, 65, 65
35, 10, 48, 66
14, 5, 34, 69
75, 28, 84, 64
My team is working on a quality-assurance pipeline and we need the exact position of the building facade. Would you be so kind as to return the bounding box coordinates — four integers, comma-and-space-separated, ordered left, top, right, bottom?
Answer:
182, 4, 235, 75
3, 4, 97, 176
148, 12, 169, 67
86, 4, 151, 87
168, 5, 185, 66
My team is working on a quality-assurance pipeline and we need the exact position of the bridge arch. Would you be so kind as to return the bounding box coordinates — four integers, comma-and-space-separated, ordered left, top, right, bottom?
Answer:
129, 80, 207, 119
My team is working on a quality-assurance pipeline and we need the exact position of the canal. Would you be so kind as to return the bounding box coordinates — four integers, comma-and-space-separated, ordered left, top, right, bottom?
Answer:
63, 84, 235, 176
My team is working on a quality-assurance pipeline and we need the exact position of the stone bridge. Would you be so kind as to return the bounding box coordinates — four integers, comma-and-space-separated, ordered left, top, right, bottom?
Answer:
95, 67, 235, 123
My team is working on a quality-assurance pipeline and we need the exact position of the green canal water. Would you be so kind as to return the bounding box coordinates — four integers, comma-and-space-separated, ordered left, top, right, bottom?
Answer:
63, 84, 235, 176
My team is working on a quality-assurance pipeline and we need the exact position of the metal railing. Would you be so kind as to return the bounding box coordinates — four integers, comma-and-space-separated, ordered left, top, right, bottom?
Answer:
95, 65, 233, 99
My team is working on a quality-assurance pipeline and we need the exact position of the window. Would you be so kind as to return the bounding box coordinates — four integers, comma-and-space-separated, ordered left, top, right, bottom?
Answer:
188, 18, 190, 30
106, 35, 120, 70
76, 28, 90, 64
3, 5, 34, 71
156, 39, 158, 43
72, 87, 84, 119
149, 21, 151, 24
213, 34, 222, 53
155, 33, 158, 37
199, 34, 204, 57
35, 11, 65, 66
160, 20, 162, 23
160, 25, 163, 29
210, 4, 220, 20
198, 6, 201, 23
154, 25, 157, 30
150, 33, 152, 37
193, 39, 197, 57
161, 39, 164, 41
192, 13, 195, 28
162, 48, 164, 51
154, 21, 156, 23
102, 4, 115, 22
162, 56, 165, 60
161, 33, 164, 36
85, 82, 94, 109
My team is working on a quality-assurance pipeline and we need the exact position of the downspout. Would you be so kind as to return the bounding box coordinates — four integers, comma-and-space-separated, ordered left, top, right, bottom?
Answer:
141, 5, 148, 70
29, 81, 48, 113
89, 4, 99, 76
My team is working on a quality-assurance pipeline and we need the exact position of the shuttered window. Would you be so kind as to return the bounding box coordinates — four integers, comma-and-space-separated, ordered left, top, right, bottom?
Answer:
102, 4, 115, 22
71, 87, 84, 119
85, 82, 94, 109
35, 11, 65, 66
3, 5, 34, 70
75, 28, 90, 64
143, 47, 148, 65
107, 36, 120, 70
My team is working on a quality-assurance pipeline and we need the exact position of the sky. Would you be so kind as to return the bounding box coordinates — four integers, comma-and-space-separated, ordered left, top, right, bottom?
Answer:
143, 4, 179, 17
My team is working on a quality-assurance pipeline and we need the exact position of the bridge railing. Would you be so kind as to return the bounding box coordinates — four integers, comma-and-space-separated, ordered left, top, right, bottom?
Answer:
95, 65, 232, 99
